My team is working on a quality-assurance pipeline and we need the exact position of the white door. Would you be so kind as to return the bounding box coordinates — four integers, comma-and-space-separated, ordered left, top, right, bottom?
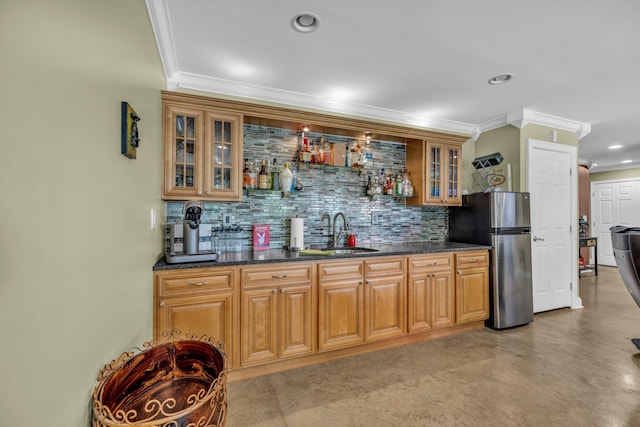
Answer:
527, 139, 578, 312
591, 180, 640, 266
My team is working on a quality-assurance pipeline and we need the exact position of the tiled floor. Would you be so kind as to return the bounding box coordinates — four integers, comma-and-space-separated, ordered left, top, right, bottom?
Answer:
227, 266, 640, 426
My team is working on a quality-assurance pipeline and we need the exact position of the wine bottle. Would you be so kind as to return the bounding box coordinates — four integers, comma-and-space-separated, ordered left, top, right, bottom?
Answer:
271, 158, 280, 190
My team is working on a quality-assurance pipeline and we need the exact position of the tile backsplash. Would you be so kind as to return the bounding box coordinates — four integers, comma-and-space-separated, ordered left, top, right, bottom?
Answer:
166, 124, 448, 251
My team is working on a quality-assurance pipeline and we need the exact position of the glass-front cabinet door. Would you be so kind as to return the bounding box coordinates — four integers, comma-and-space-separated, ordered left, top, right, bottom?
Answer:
203, 111, 242, 200
162, 102, 242, 201
426, 141, 443, 204
445, 145, 461, 205
423, 139, 462, 206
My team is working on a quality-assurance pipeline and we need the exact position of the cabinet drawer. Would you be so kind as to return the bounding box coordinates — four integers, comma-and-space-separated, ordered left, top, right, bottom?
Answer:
242, 263, 312, 288
156, 268, 235, 297
456, 251, 489, 268
318, 260, 364, 282
408, 254, 452, 272
365, 257, 404, 277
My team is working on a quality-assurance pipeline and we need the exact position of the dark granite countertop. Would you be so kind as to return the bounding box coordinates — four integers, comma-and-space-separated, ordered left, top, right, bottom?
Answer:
153, 241, 491, 271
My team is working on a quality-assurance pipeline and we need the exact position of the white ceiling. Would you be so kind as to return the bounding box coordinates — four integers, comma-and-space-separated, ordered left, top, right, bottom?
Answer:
146, 0, 640, 172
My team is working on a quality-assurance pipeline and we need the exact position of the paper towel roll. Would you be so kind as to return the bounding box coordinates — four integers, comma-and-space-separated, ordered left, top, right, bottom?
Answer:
290, 217, 304, 250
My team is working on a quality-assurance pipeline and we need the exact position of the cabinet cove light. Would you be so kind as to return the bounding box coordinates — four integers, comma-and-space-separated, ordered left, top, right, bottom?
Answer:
609, 144, 623, 149
621, 160, 633, 164
292, 12, 320, 33
488, 73, 514, 85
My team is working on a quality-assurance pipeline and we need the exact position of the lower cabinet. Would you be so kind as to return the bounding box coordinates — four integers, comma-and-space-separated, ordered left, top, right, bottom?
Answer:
154, 267, 238, 368
455, 251, 490, 324
240, 263, 315, 367
407, 253, 455, 333
318, 257, 405, 352
153, 250, 488, 379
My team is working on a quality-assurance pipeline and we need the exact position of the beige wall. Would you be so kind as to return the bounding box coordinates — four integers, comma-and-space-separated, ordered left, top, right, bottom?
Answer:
0, 1, 165, 426
590, 167, 640, 182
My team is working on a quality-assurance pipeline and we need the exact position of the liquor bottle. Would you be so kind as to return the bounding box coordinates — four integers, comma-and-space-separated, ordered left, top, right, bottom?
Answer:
270, 158, 280, 190
395, 172, 403, 196
248, 160, 257, 189
350, 142, 360, 168
300, 136, 312, 163
362, 143, 373, 169
258, 160, 270, 189
281, 162, 293, 193
385, 173, 394, 195
373, 176, 383, 195
322, 138, 332, 164
242, 158, 250, 189
366, 175, 373, 196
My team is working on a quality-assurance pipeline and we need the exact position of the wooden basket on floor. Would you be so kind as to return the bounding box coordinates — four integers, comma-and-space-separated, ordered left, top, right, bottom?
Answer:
92, 333, 227, 427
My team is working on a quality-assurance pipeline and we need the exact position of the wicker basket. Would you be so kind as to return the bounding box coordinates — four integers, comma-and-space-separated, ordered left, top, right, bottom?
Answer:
92, 334, 227, 427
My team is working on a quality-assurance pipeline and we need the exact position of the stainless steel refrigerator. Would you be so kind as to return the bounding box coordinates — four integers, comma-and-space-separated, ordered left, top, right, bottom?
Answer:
449, 192, 534, 329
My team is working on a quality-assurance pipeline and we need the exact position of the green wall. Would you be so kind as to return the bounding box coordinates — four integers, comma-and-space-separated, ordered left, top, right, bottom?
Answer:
590, 167, 640, 182
473, 125, 520, 191
0, 1, 165, 426
466, 123, 580, 192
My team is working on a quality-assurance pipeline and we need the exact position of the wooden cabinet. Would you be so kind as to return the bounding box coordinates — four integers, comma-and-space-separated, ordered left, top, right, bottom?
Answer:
455, 251, 490, 324
240, 263, 315, 367
407, 253, 455, 333
162, 97, 243, 201
318, 257, 405, 352
154, 267, 238, 367
406, 138, 462, 206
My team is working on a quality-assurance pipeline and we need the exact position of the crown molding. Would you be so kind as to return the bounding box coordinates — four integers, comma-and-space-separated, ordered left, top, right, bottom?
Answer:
145, 0, 177, 80
478, 109, 591, 140
169, 71, 477, 137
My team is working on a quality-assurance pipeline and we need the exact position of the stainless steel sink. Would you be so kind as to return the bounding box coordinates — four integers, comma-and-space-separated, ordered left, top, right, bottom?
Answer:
323, 247, 379, 255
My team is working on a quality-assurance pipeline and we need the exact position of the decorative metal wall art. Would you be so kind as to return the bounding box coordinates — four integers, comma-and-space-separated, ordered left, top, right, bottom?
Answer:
121, 102, 141, 159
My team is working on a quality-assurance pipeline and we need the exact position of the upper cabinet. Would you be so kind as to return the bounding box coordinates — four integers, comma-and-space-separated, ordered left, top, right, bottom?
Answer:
161, 91, 469, 204
162, 99, 243, 201
406, 138, 463, 207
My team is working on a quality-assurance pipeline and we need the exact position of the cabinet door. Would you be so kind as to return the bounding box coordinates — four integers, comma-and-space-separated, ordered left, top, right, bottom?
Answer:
365, 274, 406, 341
163, 104, 204, 199
456, 266, 490, 324
241, 288, 278, 366
425, 141, 445, 205
444, 144, 461, 206
431, 270, 454, 329
157, 292, 234, 367
279, 284, 314, 359
407, 273, 431, 333
203, 110, 243, 201
318, 279, 365, 352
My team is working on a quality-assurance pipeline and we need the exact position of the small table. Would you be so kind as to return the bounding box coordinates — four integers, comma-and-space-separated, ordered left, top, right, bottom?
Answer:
579, 236, 598, 276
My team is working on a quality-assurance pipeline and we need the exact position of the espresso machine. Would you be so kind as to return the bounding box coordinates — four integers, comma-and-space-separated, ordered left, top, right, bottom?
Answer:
166, 201, 218, 264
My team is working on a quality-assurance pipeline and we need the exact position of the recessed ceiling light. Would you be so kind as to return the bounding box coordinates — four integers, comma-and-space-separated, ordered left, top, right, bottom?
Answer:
292, 12, 320, 33
621, 159, 633, 164
488, 73, 514, 85
592, 163, 598, 167
609, 144, 623, 149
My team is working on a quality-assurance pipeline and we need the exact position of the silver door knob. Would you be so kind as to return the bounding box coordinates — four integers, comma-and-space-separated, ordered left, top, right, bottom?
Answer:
533, 236, 545, 242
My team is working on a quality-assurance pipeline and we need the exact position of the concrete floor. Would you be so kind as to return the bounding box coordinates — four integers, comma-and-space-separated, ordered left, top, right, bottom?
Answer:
227, 266, 640, 426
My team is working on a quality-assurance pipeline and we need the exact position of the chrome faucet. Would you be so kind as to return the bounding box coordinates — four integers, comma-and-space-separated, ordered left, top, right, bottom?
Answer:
332, 212, 350, 248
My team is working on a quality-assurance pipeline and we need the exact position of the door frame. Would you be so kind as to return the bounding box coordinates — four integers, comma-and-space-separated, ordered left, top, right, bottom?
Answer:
525, 138, 581, 310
